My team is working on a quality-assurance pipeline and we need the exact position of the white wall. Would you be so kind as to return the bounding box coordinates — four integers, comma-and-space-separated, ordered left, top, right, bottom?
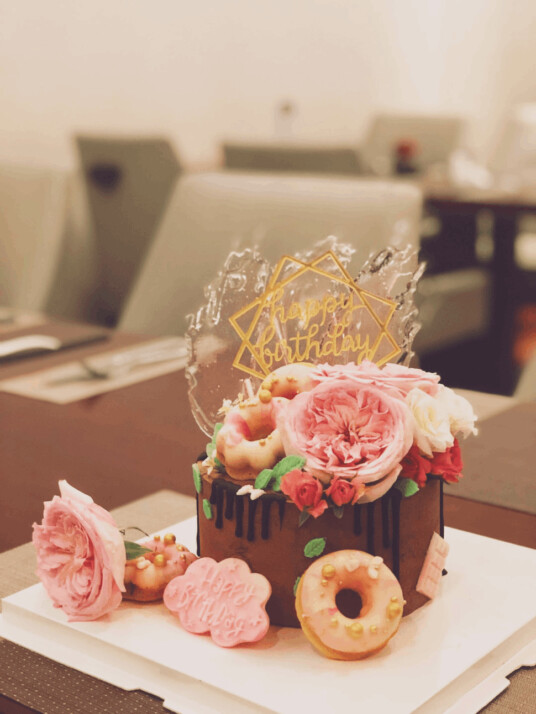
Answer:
1, 0, 536, 169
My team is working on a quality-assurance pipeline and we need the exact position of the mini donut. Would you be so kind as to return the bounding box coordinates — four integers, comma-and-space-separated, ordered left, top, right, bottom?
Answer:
124, 533, 197, 602
257, 363, 315, 402
216, 396, 288, 481
296, 550, 404, 660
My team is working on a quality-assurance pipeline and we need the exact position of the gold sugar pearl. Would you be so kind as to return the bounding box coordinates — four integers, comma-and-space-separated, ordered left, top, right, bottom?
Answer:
259, 439, 266, 446
163, 533, 176, 545
370, 625, 378, 634
176, 544, 185, 551
330, 617, 339, 628
391, 596, 398, 602
346, 622, 363, 638
154, 554, 166, 567
239, 402, 247, 409
180, 553, 186, 561
321, 579, 328, 587
259, 389, 272, 403
153, 535, 161, 541
387, 602, 403, 619
321, 564, 336, 580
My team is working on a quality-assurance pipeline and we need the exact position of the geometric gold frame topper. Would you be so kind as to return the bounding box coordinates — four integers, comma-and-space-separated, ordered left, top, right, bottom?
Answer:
230, 250, 401, 380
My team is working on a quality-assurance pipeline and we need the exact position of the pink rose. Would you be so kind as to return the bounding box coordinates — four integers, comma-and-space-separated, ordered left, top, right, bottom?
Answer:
312, 361, 440, 399
277, 379, 414, 502
400, 444, 431, 488
325, 476, 364, 506
32, 480, 126, 621
280, 469, 328, 518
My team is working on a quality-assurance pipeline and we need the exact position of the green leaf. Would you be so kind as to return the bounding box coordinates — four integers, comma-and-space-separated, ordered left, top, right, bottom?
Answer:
124, 541, 152, 561
394, 477, 420, 498
332, 505, 344, 519
213, 422, 223, 439
293, 576, 301, 596
272, 455, 306, 479
298, 509, 311, 527
206, 442, 215, 458
254, 469, 274, 490
213, 456, 224, 471
192, 464, 202, 494
202, 499, 213, 520
304, 537, 327, 558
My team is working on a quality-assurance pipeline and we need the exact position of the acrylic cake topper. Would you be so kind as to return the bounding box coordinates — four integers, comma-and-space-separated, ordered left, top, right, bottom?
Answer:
186, 237, 423, 435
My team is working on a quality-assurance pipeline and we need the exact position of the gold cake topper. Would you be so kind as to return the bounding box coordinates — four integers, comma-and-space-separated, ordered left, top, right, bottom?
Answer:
230, 251, 401, 379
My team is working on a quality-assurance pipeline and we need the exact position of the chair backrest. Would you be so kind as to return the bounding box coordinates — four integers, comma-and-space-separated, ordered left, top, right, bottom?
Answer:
0, 163, 68, 310
361, 113, 465, 175
76, 135, 181, 325
223, 141, 361, 175
490, 103, 536, 176
120, 171, 422, 336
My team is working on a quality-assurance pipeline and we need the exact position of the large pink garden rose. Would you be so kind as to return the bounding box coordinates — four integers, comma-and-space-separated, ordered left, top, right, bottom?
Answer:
277, 379, 414, 500
32, 480, 126, 621
312, 361, 440, 399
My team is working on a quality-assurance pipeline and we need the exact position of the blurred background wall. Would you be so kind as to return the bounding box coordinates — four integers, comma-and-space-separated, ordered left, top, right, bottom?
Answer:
2, 0, 536, 170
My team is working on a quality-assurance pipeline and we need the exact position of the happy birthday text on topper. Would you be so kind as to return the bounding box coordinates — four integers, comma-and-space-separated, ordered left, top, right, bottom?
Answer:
230, 251, 401, 380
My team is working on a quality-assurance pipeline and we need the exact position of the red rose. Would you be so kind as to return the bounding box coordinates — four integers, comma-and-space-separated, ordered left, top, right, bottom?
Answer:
280, 469, 328, 518
400, 444, 431, 488
429, 439, 463, 483
325, 476, 363, 506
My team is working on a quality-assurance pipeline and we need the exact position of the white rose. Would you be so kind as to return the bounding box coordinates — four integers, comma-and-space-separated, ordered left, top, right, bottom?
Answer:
436, 386, 478, 438
406, 388, 454, 457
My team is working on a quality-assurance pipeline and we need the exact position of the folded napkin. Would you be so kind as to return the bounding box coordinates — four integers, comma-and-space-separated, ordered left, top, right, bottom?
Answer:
0, 337, 187, 404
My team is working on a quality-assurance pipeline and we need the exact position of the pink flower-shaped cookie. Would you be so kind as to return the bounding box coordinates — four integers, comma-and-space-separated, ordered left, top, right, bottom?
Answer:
163, 557, 271, 647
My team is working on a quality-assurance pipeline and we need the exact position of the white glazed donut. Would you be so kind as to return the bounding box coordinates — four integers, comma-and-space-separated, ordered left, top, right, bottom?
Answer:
296, 549, 404, 660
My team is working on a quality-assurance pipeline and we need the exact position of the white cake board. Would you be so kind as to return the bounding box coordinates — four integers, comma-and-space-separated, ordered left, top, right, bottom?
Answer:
1, 520, 535, 714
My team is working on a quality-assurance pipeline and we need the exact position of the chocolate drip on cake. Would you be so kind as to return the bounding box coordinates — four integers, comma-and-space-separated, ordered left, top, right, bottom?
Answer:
209, 481, 225, 529
353, 504, 362, 535
235, 494, 244, 537
366, 502, 376, 554
391, 489, 402, 578
247, 499, 258, 541
225, 488, 234, 520
440, 480, 445, 538
261, 499, 272, 540
381, 496, 391, 548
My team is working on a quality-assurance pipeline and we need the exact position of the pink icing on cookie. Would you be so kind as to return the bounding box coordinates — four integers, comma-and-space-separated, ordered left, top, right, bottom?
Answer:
163, 557, 271, 647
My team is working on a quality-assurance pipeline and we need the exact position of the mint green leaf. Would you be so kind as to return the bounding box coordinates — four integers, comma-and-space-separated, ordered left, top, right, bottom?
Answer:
298, 509, 311, 527
202, 499, 213, 519
192, 464, 202, 493
124, 541, 152, 561
293, 576, 301, 596
254, 469, 274, 490
272, 474, 283, 492
272, 455, 306, 479
213, 456, 224, 471
394, 478, 420, 498
213, 422, 223, 439
304, 537, 326, 558
332, 505, 344, 519
206, 442, 215, 458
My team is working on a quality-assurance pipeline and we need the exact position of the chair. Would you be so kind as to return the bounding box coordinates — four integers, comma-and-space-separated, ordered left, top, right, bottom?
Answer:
0, 163, 68, 311
514, 346, 536, 400
361, 113, 465, 175
119, 172, 422, 336
223, 141, 361, 175
76, 135, 181, 326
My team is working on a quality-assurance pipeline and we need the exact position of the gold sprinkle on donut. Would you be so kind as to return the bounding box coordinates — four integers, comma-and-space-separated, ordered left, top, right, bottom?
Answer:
330, 617, 338, 628
239, 402, 247, 409
346, 622, 363, 638
259, 439, 266, 446
176, 544, 185, 551
259, 389, 272, 403
271, 378, 279, 385
321, 564, 336, 580
154, 554, 166, 567
180, 553, 186, 561
391, 596, 399, 602
153, 535, 161, 541
321, 579, 328, 587
387, 602, 403, 619
370, 625, 378, 634
163, 533, 176, 545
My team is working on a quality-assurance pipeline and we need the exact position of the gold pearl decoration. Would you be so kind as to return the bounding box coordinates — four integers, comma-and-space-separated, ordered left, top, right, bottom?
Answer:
330, 617, 338, 628
180, 553, 186, 561
164, 533, 176, 545
153, 535, 161, 541
154, 554, 166, 567
370, 625, 378, 634
259, 439, 266, 446
391, 596, 398, 602
321, 564, 336, 580
259, 389, 272, 403
176, 544, 185, 551
346, 622, 363, 638
387, 602, 403, 619
321, 579, 328, 587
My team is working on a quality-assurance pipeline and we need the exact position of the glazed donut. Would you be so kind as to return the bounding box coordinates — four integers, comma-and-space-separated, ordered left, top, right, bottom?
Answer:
216, 397, 288, 481
257, 363, 315, 402
124, 533, 197, 602
296, 550, 404, 660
